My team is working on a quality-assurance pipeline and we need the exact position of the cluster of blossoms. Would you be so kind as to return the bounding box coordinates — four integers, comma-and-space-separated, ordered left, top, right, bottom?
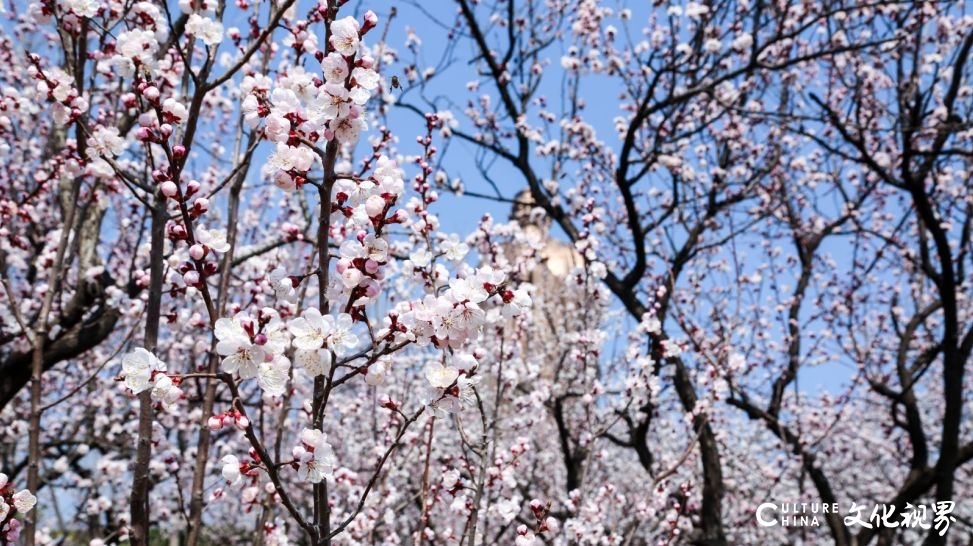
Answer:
291, 428, 336, 484
104, 1, 542, 535
377, 266, 531, 413
88, 2, 169, 76
184, 6, 224, 47
332, 158, 409, 305
244, 14, 382, 190
208, 410, 252, 433
381, 266, 531, 349
27, 60, 89, 126
119, 348, 182, 409
210, 303, 349, 487
424, 353, 480, 415
512, 499, 560, 545
289, 309, 359, 375
214, 309, 291, 397
0, 473, 36, 543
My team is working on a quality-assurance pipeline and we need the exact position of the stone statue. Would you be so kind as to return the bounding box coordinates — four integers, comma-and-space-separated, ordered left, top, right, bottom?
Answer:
509, 189, 581, 280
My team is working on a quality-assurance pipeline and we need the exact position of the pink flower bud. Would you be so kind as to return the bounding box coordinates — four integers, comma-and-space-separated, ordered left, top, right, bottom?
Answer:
135, 127, 153, 141
362, 10, 378, 33
169, 224, 188, 239
143, 86, 160, 101
189, 244, 206, 261
253, 333, 268, 346
160, 181, 178, 198
193, 197, 210, 212
138, 112, 156, 127
274, 171, 297, 191
183, 270, 200, 285
258, 307, 276, 322
235, 415, 250, 430
190, 312, 206, 328
172, 145, 186, 159
5, 519, 22, 541
159, 124, 173, 137
379, 395, 398, 411
364, 259, 380, 274
365, 195, 386, 217
185, 180, 201, 197
122, 92, 138, 108
208, 415, 224, 431
364, 280, 380, 298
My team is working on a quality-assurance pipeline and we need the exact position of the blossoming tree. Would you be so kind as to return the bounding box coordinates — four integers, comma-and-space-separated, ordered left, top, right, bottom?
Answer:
395, 0, 973, 544
1, 0, 533, 544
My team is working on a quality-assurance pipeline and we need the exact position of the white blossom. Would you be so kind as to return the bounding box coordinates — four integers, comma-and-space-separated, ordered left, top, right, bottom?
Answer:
90, 126, 125, 157
196, 226, 231, 253
329, 16, 360, 56
365, 358, 390, 386
425, 363, 458, 389
221, 454, 242, 485
12, 489, 37, 513
162, 98, 188, 122
293, 429, 335, 483
214, 315, 264, 378
321, 53, 349, 83
269, 267, 297, 301
116, 29, 158, 61
62, 0, 100, 17
150, 374, 182, 409
288, 307, 332, 351
295, 348, 331, 377
186, 14, 224, 46
328, 313, 359, 356
258, 355, 290, 396
121, 348, 166, 394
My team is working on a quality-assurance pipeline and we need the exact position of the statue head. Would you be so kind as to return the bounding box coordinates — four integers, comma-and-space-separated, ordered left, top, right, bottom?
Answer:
510, 189, 551, 232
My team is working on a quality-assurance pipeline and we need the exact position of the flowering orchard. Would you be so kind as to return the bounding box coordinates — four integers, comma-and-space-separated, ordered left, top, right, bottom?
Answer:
1, 0, 972, 545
